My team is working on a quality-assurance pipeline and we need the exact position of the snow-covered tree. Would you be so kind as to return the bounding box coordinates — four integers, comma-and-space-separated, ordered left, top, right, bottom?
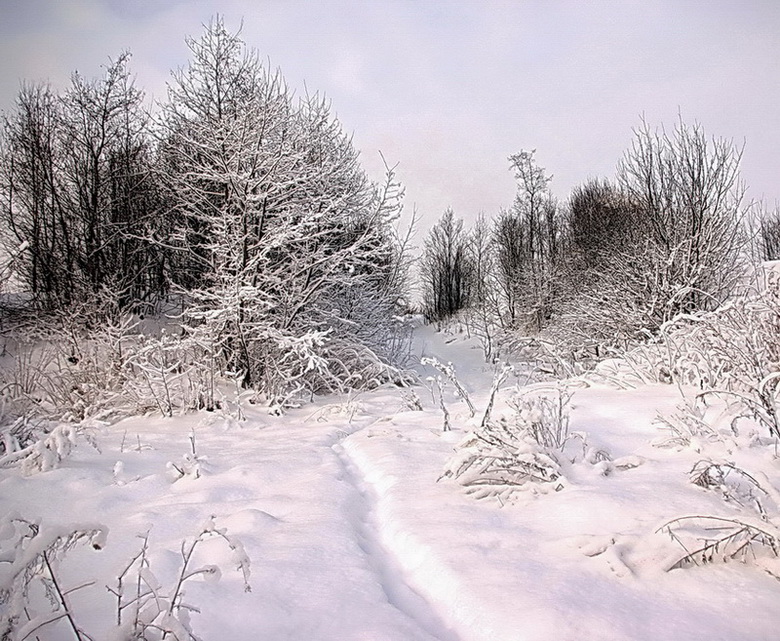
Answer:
547, 120, 751, 353
617, 118, 748, 316
160, 17, 408, 402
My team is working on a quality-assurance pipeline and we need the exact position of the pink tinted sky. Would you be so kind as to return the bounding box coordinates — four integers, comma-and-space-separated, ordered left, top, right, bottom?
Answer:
2, 0, 778, 232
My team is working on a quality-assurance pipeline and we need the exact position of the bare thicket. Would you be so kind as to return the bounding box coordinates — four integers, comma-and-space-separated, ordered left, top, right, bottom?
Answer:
493, 150, 561, 332
0, 55, 166, 311
760, 207, 780, 261
567, 178, 635, 264
419, 208, 472, 322
548, 179, 643, 351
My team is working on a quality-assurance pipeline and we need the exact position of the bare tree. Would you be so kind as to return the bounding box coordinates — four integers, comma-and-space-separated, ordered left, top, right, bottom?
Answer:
0, 83, 65, 304
617, 118, 749, 316
465, 213, 501, 358
419, 208, 472, 323
493, 208, 524, 328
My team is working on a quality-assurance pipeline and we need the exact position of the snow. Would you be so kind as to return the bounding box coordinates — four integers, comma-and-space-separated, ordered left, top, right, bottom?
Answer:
2, 324, 780, 639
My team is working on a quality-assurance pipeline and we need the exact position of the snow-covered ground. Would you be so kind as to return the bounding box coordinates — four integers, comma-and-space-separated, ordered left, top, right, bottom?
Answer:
2, 324, 780, 640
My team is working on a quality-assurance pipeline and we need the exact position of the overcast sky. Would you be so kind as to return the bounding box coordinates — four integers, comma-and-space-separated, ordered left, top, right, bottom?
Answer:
1, 0, 778, 232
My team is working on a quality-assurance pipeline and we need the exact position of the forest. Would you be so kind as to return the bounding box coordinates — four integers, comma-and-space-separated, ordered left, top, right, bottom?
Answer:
2, 17, 780, 641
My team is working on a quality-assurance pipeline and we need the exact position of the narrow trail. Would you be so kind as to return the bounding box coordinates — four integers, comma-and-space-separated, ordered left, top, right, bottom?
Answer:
332, 439, 462, 641
415, 327, 495, 397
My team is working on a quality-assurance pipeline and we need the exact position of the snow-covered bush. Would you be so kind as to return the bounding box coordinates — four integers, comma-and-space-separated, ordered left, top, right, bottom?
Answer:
576, 264, 780, 448
0, 315, 235, 454
0, 422, 79, 474
442, 387, 588, 501
0, 306, 132, 457
1, 328, 61, 421
651, 399, 723, 449
0, 303, 134, 423
658, 516, 780, 573
636, 267, 780, 439
108, 518, 251, 639
509, 387, 574, 450
123, 327, 234, 416
689, 461, 773, 517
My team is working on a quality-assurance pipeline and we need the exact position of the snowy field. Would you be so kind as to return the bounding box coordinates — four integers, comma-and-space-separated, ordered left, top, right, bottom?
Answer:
2, 324, 780, 640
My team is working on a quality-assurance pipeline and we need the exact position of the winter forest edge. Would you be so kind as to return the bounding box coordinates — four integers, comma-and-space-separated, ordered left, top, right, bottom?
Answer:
2, 16, 780, 641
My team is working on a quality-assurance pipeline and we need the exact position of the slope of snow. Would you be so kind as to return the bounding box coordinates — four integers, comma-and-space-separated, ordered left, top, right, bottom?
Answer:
1, 323, 779, 639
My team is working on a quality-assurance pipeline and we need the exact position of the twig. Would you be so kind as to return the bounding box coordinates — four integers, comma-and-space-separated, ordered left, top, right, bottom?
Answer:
42, 550, 87, 641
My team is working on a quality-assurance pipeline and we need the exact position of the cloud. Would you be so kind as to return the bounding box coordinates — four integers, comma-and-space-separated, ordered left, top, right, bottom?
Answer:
1, 0, 779, 229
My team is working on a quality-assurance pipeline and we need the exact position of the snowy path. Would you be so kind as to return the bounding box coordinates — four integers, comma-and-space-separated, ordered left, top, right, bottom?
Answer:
338, 326, 780, 640
0, 386, 463, 640
3, 324, 780, 639
332, 439, 461, 641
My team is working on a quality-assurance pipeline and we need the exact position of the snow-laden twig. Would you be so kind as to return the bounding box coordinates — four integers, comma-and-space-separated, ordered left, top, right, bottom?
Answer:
421, 356, 475, 417
481, 363, 513, 428
0, 515, 106, 640
658, 515, 780, 571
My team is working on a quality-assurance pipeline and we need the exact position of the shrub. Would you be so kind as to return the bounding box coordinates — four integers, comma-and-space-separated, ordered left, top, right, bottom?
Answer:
441, 386, 585, 502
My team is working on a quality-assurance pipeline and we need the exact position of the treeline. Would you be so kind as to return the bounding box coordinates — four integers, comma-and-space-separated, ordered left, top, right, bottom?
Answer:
0, 18, 411, 404
421, 121, 778, 358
